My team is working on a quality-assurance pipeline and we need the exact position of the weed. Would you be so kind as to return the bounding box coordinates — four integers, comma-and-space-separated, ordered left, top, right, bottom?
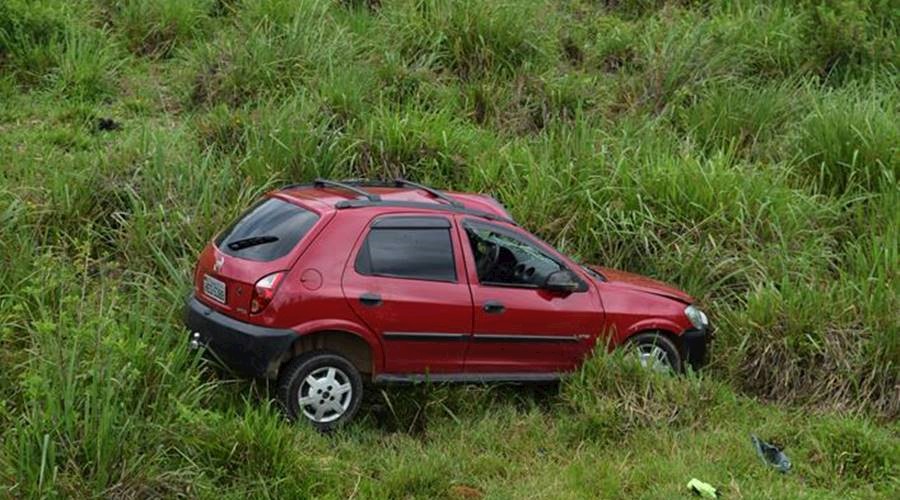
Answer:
674, 80, 801, 158
188, 0, 349, 107
805, 0, 899, 83
1, 0, 898, 496
112, 0, 213, 58
0, 0, 67, 85
561, 351, 723, 442
805, 415, 900, 487
380, 0, 554, 80
793, 85, 899, 194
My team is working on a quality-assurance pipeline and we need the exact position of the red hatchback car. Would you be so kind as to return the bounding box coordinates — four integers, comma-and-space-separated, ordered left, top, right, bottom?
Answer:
185, 179, 711, 429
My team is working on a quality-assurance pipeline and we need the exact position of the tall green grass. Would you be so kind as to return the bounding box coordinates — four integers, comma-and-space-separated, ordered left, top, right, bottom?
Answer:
110, 0, 213, 58
1, 0, 897, 496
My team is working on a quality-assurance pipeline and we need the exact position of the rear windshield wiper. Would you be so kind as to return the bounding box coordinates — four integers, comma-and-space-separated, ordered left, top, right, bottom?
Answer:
227, 235, 279, 251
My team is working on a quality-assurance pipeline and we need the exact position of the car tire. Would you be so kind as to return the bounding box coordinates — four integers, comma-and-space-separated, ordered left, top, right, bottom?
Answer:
626, 332, 683, 374
277, 350, 363, 432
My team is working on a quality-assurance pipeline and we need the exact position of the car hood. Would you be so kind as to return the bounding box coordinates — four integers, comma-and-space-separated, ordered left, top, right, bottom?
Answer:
588, 265, 694, 304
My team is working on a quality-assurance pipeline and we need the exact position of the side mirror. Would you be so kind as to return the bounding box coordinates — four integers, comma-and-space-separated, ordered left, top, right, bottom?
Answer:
543, 270, 580, 294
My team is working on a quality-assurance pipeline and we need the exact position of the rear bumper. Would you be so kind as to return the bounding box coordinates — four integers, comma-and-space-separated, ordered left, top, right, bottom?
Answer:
184, 295, 296, 378
682, 325, 711, 371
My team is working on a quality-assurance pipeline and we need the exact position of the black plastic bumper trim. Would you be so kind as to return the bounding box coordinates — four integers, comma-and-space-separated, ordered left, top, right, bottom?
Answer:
682, 326, 711, 370
183, 295, 296, 378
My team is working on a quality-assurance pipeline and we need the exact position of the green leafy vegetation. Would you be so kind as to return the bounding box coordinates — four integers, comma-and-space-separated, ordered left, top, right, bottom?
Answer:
1, 0, 897, 497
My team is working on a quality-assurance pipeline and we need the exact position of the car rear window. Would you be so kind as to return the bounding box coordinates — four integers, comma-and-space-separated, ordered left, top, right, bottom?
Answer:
215, 197, 319, 261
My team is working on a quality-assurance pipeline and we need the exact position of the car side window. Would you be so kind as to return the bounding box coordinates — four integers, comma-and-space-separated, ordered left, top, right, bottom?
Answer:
464, 223, 564, 288
355, 217, 456, 282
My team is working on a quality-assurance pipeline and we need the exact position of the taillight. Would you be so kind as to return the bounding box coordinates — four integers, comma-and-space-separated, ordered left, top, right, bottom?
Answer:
250, 271, 286, 314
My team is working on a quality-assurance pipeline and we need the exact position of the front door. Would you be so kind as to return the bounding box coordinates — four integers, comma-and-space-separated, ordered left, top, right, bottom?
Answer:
342, 215, 473, 374
458, 219, 602, 373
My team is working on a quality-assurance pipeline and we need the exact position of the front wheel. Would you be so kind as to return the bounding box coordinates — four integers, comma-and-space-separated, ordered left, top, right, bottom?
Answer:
626, 332, 682, 374
277, 351, 363, 431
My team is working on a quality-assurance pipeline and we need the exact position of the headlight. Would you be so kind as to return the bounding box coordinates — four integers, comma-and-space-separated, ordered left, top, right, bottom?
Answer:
684, 305, 708, 329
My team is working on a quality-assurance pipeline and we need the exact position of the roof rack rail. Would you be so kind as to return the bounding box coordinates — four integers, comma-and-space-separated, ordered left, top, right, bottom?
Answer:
392, 178, 463, 207
280, 178, 515, 224
329, 178, 462, 207
312, 178, 380, 201
334, 199, 517, 225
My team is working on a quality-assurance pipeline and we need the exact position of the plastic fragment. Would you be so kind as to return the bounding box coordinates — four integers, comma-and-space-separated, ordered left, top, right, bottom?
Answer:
751, 434, 792, 473
687, 478, 718, 498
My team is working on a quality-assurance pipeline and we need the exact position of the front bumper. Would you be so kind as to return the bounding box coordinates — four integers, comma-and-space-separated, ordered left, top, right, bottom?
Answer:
682, 325, 711, 371
184, 295, 296, 378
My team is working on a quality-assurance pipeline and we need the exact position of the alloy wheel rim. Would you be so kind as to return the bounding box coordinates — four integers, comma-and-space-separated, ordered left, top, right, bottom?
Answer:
635, 343, 672, 373
298, 366, 353, 423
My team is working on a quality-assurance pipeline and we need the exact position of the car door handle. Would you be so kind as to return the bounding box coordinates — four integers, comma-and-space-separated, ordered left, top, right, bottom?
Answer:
359, 293, 382, 307
483, 301, 505, 314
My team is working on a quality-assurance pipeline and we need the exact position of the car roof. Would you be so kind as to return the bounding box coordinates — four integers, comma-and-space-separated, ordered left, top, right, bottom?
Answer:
277, 181, 515, 224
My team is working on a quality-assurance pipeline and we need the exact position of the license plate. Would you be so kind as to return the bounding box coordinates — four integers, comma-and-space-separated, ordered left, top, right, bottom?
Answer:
203, 274, 227, 303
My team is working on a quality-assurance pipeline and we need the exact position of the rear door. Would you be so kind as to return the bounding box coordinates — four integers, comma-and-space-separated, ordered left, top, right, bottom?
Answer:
342, 215, 473, 374
459, 219, 602, 373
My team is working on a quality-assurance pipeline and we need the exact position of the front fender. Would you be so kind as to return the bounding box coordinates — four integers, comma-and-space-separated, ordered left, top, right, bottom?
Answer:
621, 318, 685, 343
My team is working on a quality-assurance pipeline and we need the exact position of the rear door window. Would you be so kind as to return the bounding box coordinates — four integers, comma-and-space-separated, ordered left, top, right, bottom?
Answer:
215, 197, 319, 261
355, 217, 456, 282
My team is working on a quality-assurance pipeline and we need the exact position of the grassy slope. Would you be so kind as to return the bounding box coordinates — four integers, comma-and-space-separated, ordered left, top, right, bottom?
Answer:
1, 0, 898, 497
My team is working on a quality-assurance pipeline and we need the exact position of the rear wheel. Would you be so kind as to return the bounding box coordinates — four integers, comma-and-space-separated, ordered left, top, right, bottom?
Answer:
277, 351, 363, 431
626, 332, 682, 373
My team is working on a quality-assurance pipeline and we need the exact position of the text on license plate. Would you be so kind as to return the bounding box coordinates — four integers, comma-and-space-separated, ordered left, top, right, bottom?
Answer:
203, 275, 227, 303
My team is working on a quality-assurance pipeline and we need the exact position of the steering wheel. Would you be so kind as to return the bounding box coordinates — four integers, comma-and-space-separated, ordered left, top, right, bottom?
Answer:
477, 241, 500, 279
